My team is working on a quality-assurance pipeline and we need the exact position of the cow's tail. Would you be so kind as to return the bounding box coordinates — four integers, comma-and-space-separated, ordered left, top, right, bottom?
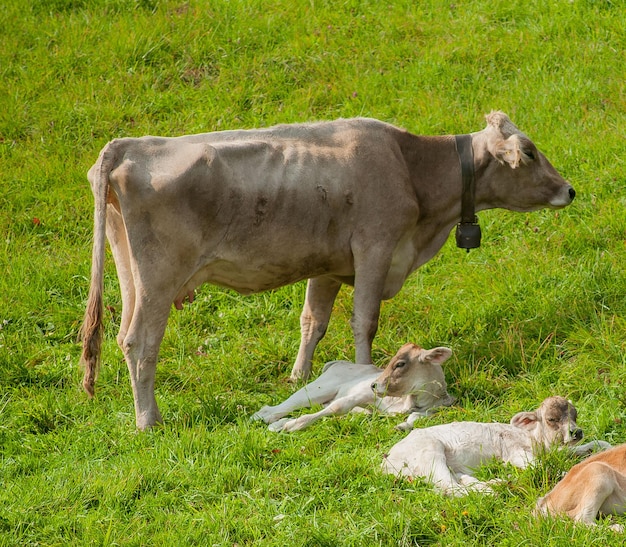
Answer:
80, 142, 116, 397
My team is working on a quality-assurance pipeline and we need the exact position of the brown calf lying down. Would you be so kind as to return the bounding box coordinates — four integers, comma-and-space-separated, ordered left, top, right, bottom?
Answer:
536, 442, 624, 530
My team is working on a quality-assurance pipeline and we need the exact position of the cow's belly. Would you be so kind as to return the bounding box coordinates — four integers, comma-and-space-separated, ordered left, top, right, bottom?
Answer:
179, 228, 424, 299
181, 253, 355, 295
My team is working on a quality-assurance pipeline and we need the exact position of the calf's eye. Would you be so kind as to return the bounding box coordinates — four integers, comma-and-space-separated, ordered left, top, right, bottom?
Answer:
394, 361, 406, 369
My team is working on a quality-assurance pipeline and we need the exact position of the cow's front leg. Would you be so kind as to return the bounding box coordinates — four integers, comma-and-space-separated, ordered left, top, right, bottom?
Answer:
351, 264, 389, 365
350, 299, 380, 365
291, 277, 342, 382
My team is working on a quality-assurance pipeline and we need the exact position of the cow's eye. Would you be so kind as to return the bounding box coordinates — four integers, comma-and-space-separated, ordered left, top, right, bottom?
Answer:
394, 360, 406, 369
525, 149, 536, 160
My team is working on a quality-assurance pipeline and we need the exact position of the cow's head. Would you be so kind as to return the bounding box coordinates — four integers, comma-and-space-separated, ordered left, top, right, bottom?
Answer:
372, 343, 455, 411
473, 111, 576, 212
510, 396, 583, 450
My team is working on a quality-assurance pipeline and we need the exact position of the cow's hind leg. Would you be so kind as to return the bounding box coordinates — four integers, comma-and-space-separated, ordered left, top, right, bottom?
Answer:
291, 277, 341, 382
105, 205, 135, 347
120, 297, 172, 430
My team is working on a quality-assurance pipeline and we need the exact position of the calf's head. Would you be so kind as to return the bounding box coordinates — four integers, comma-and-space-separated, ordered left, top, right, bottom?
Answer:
510, 396, 583, 450
372, 343, 455, 411
474, 111, 576, 212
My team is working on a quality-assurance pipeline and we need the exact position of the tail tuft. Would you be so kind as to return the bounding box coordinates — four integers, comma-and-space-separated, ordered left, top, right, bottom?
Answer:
80, 281, 104, 397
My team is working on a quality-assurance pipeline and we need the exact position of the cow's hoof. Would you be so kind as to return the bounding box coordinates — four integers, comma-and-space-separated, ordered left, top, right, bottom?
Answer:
268, 418, 290, 432
251, 406, 272, 423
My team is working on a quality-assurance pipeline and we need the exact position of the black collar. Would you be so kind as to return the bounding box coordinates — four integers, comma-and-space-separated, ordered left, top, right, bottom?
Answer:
454, 134, 481, 250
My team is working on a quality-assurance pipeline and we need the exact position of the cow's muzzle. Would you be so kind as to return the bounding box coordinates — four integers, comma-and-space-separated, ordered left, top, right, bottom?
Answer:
571, 427, 583, 442
568, 187, 576, 201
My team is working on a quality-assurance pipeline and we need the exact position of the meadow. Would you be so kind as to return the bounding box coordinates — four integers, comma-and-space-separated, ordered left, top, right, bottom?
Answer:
1, 0, 625, 544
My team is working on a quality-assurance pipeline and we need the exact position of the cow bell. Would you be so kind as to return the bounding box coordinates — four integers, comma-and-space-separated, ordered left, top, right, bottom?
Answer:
456, 222, 481, 251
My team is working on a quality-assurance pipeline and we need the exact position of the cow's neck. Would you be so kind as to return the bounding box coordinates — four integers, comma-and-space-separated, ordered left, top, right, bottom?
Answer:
454, 134, 482, 251
399, 134, 465, 223
396, 134, 479, 268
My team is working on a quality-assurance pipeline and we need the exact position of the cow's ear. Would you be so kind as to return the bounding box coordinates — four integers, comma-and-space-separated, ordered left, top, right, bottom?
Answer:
485, 111, 520, 138
490, 134, 522, 169
423, 347, 452, 365
510, 411, 539, 430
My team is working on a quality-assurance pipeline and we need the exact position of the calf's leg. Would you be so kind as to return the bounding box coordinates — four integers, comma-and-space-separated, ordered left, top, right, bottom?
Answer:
570, 464, 626, 526
272, 394, 370, 432
383, 440, 467, 496
252, 372, 341, 423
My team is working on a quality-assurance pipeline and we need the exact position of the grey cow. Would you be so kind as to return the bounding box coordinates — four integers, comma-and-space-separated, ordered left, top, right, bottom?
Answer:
80, 112, 575, 429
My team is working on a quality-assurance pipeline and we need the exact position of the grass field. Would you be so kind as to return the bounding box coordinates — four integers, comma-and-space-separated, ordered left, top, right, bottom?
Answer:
1, 0, 625, 544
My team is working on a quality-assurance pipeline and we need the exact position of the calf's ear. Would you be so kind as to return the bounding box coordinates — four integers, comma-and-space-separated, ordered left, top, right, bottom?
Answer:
423, 347, 452, 365
489, 134, 522, 169
510, 411, 539, 430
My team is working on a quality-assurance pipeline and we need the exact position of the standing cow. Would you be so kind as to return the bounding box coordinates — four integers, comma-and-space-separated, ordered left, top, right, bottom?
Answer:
80, 112, 575, 429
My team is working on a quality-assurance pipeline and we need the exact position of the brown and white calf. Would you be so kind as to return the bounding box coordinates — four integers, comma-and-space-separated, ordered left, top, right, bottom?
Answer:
252, 343, 455, 432
536, 442, 623, 530
80, 112, 575, 429
382, 396, 603, 496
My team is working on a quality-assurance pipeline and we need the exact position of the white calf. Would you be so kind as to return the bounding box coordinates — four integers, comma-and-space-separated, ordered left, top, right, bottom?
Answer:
382, 396, 605, 496
252, 343, 455, 432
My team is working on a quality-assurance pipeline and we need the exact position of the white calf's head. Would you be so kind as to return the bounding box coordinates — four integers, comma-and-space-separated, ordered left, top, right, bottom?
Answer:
372, 343, 455, 411
510, 396, 583, 450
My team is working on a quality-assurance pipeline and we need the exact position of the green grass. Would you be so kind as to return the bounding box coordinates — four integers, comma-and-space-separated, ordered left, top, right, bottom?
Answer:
1, 0, 625, 544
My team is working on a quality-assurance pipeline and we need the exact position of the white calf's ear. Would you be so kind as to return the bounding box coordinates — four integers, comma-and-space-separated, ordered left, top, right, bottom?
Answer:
490, 134, 522, 168
510, 411, 539, 430
424, 347, 452, 365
